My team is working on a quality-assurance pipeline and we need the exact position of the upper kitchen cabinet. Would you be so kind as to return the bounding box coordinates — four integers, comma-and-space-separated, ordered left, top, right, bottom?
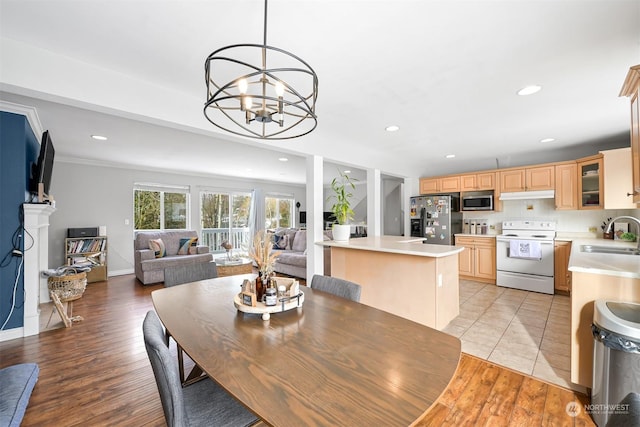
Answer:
555, 162, 578, 210
460, 172, 496, 191
620, 65, 640, 204
420, 176, 460, 194
602, 147, 637, 209
577, 154, 604, 209
499, 165, 555, 193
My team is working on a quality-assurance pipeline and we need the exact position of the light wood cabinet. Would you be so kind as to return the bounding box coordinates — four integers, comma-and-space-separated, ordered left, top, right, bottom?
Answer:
554, 240, 572, 294
555, 162, 578, 210
420, 178, 439, 194
460, 172, 496, 191
455, 236, 495, 284
620, 65, 640, 203
577, 154, 604, 209
499, 165, 554, 193
602, 147, 637, 209
498, 169, 525, 192
419, 176, 460, 194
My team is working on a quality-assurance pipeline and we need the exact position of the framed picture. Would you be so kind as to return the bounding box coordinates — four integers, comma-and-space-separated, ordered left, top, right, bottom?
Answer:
241, 291, 256, 307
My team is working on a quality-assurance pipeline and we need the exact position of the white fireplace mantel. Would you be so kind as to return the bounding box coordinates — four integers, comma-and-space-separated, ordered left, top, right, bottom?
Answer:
22, 203, 56, 337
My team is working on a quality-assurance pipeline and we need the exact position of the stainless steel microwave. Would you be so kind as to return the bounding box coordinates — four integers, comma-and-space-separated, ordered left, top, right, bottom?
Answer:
462, 194, 493, 211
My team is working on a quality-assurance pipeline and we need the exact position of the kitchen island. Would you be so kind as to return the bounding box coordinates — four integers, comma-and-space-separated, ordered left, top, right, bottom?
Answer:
568, 238, 640, 388
317, 236, 464, 330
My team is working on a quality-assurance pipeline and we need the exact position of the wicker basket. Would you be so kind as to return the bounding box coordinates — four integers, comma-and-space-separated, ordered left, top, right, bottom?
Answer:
48, 271, 87, 302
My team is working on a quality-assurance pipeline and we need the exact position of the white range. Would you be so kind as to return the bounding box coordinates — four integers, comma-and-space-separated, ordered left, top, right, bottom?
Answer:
496, 220, 557, 295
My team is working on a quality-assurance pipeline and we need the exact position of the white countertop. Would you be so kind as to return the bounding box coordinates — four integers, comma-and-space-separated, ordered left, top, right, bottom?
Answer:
568, 237, 640, 279
316, 235, 464, 258
454, 233, 497, 238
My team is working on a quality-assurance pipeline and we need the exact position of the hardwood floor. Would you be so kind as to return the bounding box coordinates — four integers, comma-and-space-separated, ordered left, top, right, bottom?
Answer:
0, 274, 594, 426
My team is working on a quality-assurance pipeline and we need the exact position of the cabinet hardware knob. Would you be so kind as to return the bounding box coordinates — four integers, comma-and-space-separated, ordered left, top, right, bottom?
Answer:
627, 192, 638, 197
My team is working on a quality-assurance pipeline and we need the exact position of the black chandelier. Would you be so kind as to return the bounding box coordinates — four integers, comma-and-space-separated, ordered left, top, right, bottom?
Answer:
204, 0, 318, 140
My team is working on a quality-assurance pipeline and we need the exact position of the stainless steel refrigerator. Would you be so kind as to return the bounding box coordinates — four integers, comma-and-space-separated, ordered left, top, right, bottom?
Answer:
409, 195, 462, 245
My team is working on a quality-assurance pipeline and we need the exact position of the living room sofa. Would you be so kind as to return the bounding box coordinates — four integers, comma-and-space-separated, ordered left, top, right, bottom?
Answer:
272, 228, 331, 280
134, 231, 213, 285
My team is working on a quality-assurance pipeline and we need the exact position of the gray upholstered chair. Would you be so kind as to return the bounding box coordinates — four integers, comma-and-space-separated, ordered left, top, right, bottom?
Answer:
309, 274, 362, 302
163, 262, 218, 384
142, 311, 258, 427
164, 262, 218, 287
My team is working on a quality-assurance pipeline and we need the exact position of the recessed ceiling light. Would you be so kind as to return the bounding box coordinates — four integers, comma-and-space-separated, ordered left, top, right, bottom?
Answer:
517, 85, 542, 96
385, 125, 400, 132
278, 157, 288, 162
91, 135, 108, 140
540, 138, 555, 143
445, 154, 455, 159
343, 170, 351, 174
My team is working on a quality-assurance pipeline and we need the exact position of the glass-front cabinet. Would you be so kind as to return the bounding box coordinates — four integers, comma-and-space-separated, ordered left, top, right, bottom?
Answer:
577, 154, 604, 209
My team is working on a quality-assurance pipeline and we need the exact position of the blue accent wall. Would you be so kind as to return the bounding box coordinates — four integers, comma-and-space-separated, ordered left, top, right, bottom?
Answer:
0, 112, 38, 330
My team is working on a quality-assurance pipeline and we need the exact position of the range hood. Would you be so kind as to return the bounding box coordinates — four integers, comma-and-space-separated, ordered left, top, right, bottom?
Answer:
499, 190, 555, 201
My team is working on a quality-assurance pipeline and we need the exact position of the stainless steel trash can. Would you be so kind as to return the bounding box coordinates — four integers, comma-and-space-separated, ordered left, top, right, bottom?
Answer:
592, 300, 640, 427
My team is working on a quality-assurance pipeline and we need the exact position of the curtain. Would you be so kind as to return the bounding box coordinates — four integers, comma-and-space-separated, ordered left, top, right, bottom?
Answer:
248, 188, 264, 250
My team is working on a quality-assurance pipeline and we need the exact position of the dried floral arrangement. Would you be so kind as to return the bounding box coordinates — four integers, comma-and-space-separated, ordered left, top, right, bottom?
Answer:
249, 230, 280, 277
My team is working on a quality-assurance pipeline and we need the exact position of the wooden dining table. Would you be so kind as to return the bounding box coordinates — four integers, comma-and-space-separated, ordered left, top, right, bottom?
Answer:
151, 274, 461, 426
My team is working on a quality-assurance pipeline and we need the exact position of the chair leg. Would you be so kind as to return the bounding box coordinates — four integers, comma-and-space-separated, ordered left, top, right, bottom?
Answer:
177, 344, 186, 385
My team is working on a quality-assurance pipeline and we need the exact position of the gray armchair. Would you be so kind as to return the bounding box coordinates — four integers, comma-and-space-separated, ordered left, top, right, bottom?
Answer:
142, 311, 257, 427
310, 275, 362, 302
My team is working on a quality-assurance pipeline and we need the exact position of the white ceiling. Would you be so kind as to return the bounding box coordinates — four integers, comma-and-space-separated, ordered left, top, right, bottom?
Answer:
1, 0, 639, 185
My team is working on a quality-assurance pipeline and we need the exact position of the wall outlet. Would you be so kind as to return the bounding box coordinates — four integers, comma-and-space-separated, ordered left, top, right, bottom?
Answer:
588, 226, 597, 233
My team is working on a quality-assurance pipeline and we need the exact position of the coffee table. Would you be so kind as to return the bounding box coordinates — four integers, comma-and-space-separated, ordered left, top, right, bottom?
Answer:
215, 258, 253, 277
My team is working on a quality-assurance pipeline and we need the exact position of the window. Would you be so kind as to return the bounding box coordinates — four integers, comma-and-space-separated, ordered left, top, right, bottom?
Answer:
134, 184, 189, 231
201, 191, 252, 253
265, 196, 294, 229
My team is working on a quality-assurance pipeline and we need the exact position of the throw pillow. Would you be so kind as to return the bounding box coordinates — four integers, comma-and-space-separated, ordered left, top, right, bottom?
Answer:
149, 238, 166, 258
178, 237, 198, 255
273, 234, 289, 250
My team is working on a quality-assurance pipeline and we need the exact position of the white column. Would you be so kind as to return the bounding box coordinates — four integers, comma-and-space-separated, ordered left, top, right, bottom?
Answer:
404, 177, 419, 237
366, 168, 382, 236
23, 203, 56, 336
306, 155, 324, 280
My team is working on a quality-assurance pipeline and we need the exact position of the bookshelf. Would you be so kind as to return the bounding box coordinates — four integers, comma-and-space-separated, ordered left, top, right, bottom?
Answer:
65, 237, 108, 283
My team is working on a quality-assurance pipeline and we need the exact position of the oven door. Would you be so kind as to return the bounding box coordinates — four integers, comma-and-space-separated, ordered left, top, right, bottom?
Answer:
496, 237, 554, 276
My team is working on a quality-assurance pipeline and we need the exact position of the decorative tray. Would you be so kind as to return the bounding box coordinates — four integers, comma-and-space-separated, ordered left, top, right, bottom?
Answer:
234, 292, 304, 320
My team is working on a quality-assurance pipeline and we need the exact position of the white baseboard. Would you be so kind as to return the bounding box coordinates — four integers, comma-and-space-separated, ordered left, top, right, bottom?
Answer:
0, 327, 25, 343
108, 269, 134, 277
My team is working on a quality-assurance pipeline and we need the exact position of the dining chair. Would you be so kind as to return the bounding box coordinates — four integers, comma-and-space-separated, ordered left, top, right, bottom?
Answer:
163, 262, 218, 385
143, 311, 258, 427
309, 274, 362, 302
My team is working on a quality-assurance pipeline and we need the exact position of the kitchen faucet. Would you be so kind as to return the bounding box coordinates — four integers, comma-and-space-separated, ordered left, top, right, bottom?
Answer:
605, 216, 640, 249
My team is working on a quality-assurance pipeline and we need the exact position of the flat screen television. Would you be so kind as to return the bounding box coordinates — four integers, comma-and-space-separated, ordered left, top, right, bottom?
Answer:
30, 130, 55, 202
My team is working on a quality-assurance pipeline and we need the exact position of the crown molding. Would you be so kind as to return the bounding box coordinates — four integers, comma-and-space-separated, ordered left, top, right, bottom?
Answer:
0, 100, 44, 138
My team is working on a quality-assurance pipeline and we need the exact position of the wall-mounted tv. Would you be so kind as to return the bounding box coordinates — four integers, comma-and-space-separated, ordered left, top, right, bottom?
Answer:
30, 130, 55, 203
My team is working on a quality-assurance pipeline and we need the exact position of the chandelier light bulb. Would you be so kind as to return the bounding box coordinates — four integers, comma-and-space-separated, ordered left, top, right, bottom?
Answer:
244, 96, 253, 110
238, 78, 248, 94
275, 81, 285, 97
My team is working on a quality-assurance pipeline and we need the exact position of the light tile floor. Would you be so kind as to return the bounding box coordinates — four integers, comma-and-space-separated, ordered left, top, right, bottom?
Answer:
443, 279, 585, 393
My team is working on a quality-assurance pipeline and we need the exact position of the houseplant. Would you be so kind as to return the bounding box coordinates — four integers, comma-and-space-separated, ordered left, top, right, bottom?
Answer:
328, 170, 356, 242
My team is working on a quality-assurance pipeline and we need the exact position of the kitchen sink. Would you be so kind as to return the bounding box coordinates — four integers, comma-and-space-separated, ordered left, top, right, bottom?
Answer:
580, 245, 640, 256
